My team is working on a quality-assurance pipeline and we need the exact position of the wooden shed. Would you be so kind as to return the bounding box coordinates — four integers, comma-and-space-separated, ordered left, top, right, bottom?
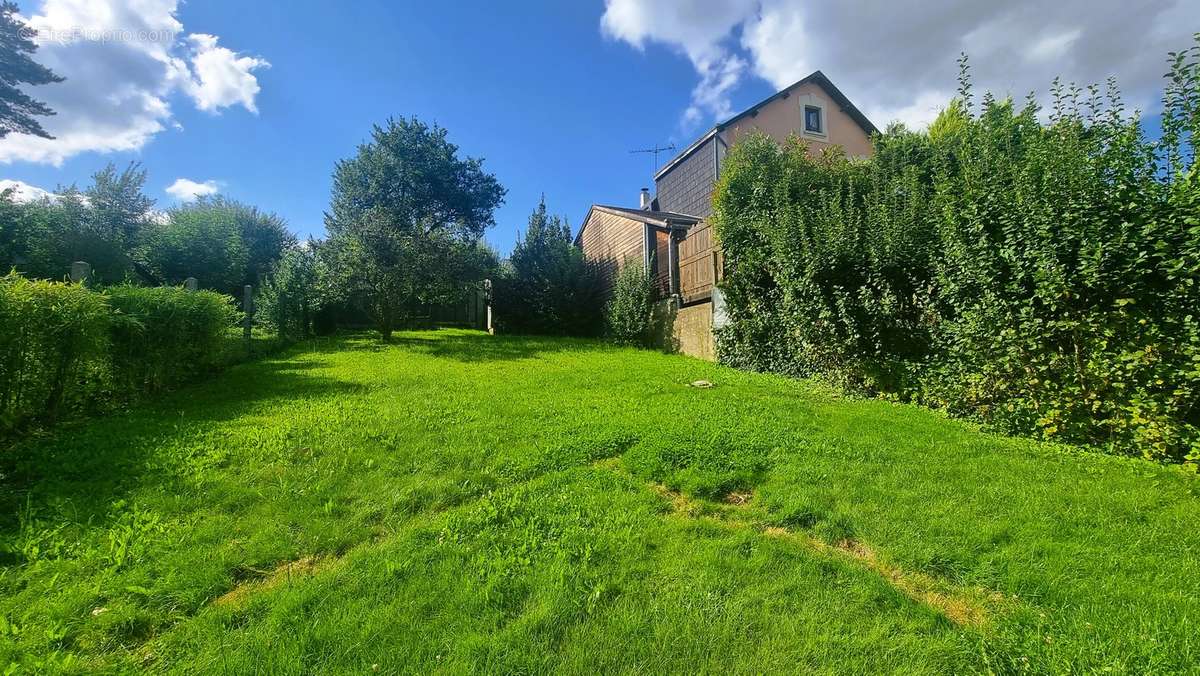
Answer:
574, 205, 703, 299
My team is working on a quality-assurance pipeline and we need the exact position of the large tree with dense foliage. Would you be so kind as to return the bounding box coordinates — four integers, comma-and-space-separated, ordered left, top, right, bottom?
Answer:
493, 198, 602, 336
225, 198, 296, 289
0, 1, 63, 140
325, 117, 505, 339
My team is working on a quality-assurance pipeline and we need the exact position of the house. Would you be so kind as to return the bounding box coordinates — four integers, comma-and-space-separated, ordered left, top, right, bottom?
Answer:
576, 71, 878, 359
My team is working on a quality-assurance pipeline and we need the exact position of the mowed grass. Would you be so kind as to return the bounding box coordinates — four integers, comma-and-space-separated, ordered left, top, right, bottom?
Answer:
2, 330, 1198, 674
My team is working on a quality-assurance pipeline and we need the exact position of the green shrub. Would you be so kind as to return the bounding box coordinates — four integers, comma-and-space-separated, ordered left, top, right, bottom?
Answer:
257, 246, 322, 341
106, 285, 239, 393
714, 43, 1200, 463
605, 262, 655, 346
139, 201, 249, 295
0, 272, 110, 434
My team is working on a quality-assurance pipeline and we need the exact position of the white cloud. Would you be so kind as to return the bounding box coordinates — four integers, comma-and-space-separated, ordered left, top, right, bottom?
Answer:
183, 34, 270, 113
602, 0, 1200, 130
0, 0, 268, 166
0, 179, 55, 202
165, 177, 219, 201
601, 0, 756, 127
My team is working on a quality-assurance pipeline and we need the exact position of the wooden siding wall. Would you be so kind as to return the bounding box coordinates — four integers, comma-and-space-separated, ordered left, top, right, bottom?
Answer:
655, 136, 718, 218
579, 210, 645, 297
653, 229, 671, 295
678, 221, 720, 303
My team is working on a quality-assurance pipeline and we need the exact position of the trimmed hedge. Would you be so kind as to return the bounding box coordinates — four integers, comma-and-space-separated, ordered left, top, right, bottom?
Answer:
106, 285, 239, 393
0, 273, 239, 438
0, 273, 109, 431
714, 48, 1200, 463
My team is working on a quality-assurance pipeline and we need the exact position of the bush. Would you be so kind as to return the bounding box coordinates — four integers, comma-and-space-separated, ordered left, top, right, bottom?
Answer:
106, 285, 239, 393
0, 272, 110, 433
493, 199, 604, 336
606, 262, 655, 346
0, 273, 240, 440
139, 201, 249, 295
257, 246, 323, 341
714, 43, 1200, 463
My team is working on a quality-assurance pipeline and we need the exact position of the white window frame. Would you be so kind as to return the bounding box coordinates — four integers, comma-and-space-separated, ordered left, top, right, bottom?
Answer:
798, 93, 827, 140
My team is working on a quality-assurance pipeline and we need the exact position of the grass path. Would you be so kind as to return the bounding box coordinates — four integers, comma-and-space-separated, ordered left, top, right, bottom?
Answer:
2, 331, 1197, 673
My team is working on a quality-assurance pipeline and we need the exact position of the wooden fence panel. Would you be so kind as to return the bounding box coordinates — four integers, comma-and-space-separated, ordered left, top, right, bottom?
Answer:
678, 222, 717, 303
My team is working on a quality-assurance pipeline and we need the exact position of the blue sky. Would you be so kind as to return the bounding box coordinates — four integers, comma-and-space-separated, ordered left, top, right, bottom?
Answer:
0, 2, 752, 253
2, 0, 1196, 254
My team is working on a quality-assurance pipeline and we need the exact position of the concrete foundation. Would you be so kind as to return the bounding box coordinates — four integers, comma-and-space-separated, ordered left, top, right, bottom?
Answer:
652, 297, 716, 361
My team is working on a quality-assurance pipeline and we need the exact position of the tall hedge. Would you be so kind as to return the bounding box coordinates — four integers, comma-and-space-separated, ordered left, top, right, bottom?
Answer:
0, 273, 109, 430
714, 45, 1200, 463
106, 285, 239, 392
0, 273, 239, 439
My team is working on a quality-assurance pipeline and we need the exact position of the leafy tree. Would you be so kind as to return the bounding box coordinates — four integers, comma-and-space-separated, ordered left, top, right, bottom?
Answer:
0, 186, 33, 270
0, 1, 64, 139
325, 117, 505, 339
86, 163, 159, 282
1, 164, 154, 283
221, 197, 296, 289
138, 196, 294, 296
257, 243, 323, 340
87, 163, 155, 245
141, 200, 248, 294
494, 197, 602, 335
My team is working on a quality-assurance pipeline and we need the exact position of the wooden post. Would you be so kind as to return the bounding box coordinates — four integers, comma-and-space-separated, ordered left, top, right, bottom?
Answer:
668, 231, 680, 297
711, 252, 728, 330
483, 279, 494, 334
643, 224, 654, 272
243, 284, 253, 348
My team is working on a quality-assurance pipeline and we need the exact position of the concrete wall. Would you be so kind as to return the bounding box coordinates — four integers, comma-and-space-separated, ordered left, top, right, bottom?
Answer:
652, 298, 716, 361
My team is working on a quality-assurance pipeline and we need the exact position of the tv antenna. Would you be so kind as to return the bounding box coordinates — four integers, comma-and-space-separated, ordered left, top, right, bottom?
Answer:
630, 143, 676, 172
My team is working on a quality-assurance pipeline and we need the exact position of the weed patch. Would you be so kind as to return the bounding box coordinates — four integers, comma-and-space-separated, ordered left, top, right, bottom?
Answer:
213, 556, 339, 608
623, 432, 773, 500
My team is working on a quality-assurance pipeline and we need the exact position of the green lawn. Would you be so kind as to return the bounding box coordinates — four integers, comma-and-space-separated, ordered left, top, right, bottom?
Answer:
2, 331, 1197, 674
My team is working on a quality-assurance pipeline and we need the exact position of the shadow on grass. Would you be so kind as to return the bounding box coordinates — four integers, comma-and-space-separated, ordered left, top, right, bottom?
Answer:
388, 331, 605, 363
0, 354, 366, 537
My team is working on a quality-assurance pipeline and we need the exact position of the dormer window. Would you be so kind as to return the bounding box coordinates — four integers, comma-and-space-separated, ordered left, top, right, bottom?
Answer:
804, 105, 823, 134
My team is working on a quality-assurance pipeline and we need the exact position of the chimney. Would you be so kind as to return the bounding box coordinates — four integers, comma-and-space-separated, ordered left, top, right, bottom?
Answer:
639, 187, 651, 210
